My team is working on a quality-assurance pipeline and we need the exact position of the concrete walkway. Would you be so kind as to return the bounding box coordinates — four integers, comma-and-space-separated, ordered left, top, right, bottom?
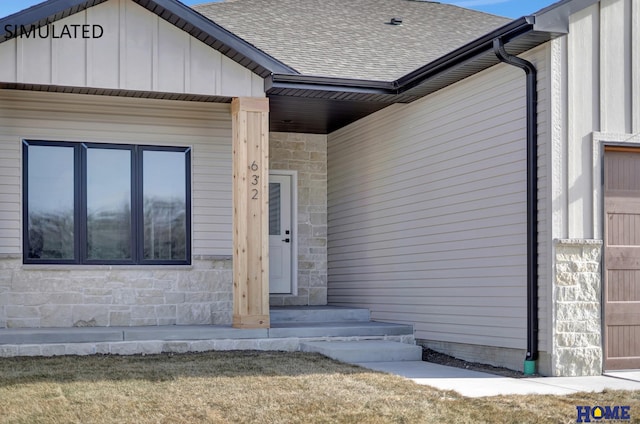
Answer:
356, 361, 640, 397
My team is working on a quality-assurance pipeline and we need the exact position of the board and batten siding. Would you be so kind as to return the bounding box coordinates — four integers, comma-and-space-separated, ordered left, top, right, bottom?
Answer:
327, 46, 549, 352
557, 0, 640, 241
0, 0, 264, 98
0, 89, 232, 256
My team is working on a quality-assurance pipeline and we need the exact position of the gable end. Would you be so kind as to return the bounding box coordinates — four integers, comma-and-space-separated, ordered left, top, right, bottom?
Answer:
0, 0, 296, 79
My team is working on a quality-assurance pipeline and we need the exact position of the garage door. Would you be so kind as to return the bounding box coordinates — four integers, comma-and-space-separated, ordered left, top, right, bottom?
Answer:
604, 147, 640, 370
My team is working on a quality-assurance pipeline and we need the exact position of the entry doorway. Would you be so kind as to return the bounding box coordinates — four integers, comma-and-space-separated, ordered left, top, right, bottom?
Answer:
603, 146, 640, 370
269, 171, 297, 294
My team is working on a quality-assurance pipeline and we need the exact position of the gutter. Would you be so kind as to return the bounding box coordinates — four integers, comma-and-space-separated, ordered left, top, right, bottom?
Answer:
267, 0, 591, 97
396, 17, 535, 93
267, 17, 537, 96
266, 74, 397, 96
492, 37, 539, 376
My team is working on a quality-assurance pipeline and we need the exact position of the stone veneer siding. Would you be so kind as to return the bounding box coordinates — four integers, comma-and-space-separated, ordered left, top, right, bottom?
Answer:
269, 132, 328, 306
0, 255, 233, 328
553, 239, 603, 376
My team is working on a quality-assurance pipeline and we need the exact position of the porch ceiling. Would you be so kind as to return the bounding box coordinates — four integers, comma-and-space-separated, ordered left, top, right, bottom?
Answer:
268, 96, 396, 134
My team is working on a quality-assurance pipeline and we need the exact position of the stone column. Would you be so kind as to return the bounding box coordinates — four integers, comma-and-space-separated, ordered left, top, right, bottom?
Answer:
553, 239, 603, 376
231, 97, 270, 328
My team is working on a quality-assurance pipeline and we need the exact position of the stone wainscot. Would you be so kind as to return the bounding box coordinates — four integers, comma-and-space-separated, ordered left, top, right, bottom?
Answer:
552, 239, 603, 376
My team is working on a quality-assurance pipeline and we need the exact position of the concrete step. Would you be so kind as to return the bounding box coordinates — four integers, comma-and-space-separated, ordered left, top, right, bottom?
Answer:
270, 305, 370, 323
300, 340, 423, 363
269, 321, 412, 338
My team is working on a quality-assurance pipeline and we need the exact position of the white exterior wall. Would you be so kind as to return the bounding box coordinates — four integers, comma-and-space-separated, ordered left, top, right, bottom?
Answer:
0, 0, 271, 328
327, 47, 549, 364
0, 0, 264, 98
0, 89, 234, 327
557, 0, 640, 240
546, 0, 640, 375
0, 89, 233, 256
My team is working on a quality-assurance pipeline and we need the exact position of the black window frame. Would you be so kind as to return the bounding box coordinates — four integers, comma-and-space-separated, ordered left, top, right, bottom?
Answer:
22, 140, 191, 265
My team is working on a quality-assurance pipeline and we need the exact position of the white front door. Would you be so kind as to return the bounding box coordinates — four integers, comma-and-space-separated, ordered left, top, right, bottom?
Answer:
269, 173, 294, 294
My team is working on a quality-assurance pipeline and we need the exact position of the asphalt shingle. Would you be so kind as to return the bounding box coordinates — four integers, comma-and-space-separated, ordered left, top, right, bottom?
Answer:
193, 0, 510, 81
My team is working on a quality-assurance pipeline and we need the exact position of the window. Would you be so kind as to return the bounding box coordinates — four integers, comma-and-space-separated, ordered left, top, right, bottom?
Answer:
23, 141, 191, 265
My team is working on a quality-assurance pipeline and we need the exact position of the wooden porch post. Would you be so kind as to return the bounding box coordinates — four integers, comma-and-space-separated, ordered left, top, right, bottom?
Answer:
231, 97, 270, 328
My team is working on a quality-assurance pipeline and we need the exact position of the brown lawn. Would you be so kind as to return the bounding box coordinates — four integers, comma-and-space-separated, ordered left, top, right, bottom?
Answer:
0, 351, 638, 423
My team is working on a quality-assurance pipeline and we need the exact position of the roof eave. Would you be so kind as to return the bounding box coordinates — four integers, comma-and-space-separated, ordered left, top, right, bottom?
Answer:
267, 14, 567, 104
395, 17, 537, 93
141, 0, 297, 76
266, 74, 399, 99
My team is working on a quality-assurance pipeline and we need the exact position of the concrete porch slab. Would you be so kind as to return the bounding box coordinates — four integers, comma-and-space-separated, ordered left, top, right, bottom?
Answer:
0, 306, 416, 358
124, 326, 268, 341
0, 327, 124, 345
0, 320, 414, 348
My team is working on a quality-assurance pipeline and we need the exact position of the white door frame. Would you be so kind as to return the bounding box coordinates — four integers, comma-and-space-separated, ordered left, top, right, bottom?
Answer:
269, 170, 298, 295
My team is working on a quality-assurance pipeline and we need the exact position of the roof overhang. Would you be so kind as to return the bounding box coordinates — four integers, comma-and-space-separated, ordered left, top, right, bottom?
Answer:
0, 0, 587, 134
266, 14, 569, 133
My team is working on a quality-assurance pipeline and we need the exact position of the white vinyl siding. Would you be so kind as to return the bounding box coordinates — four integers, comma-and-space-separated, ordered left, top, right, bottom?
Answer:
0, 140, 21, 255
328, 47, 549, 351
0, 0, 264, 98
0, 89, 232, 257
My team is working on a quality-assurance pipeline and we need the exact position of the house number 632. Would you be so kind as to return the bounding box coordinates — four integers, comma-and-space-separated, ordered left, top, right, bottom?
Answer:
249, 161, 260, 200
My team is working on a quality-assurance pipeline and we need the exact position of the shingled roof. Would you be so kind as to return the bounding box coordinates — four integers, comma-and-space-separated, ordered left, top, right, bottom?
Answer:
193, 0, 510, 81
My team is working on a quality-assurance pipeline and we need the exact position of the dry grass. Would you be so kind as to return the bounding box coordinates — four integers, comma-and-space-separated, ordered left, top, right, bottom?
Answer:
0, 351, 638, 424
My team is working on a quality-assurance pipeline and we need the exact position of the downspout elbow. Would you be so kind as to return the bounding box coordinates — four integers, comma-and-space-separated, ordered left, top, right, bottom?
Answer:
492, 38, 539, 375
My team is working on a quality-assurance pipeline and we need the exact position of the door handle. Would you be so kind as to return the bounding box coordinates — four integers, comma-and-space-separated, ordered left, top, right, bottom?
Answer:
282, 238, 290, 243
